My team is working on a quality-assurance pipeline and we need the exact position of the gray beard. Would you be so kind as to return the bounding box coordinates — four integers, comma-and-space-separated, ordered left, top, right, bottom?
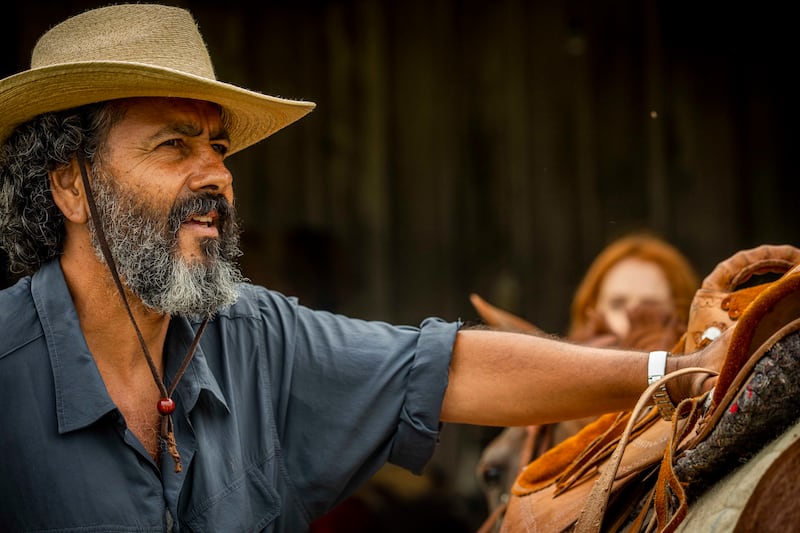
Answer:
87, 169, 244, 318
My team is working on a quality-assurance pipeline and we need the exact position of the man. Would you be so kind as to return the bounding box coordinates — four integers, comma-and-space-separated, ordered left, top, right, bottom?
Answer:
0, 4, 725, 532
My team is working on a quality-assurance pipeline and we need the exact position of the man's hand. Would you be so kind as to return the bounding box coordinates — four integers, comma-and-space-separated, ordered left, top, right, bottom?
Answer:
669, 326, 732, 401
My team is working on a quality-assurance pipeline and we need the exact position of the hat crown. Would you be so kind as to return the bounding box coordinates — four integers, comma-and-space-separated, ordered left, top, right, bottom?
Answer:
31, 4, 216, 80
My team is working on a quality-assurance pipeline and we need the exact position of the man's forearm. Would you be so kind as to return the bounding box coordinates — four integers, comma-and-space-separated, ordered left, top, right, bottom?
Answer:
440, 328, 720, 426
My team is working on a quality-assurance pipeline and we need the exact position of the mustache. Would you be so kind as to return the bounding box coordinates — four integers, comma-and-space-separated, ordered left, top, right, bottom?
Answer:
168, 193, 235, 235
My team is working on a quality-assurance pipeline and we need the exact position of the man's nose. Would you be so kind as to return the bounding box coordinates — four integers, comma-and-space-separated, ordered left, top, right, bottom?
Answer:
187, 148, 233, 194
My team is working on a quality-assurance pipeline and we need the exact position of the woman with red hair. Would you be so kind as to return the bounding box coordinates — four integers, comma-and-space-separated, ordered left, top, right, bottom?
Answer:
475, 232, 699, 519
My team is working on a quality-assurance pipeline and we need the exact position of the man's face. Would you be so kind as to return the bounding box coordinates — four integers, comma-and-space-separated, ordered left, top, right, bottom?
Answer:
88, 98, 243, 317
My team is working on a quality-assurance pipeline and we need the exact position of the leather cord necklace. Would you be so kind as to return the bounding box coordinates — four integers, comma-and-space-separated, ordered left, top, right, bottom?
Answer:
76, 151, 208, 472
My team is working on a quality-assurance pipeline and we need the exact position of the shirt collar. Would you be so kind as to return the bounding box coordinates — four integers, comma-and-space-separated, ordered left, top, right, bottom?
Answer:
164, 316, 230, 415
32, 260, 229, 435
32, 260, 116, 434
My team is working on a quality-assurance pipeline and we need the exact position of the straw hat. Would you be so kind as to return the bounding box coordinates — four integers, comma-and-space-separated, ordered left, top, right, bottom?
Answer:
0, 3, 316, 155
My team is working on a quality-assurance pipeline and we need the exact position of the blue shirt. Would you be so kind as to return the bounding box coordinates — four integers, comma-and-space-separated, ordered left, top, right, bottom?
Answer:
0, 260, 458, 532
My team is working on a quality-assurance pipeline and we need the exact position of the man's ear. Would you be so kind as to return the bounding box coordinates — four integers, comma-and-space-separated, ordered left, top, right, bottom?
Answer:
49, 158, 89, 224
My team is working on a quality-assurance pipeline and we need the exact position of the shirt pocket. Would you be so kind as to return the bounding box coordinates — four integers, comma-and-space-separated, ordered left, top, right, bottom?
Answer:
182, 457, 281, 532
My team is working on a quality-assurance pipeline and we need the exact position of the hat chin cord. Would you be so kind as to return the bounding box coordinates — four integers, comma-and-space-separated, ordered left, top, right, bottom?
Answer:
76, 151, 207, 473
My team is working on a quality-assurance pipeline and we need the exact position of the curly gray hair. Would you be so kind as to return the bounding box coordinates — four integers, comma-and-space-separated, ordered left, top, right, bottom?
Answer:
0, 102, 125, 275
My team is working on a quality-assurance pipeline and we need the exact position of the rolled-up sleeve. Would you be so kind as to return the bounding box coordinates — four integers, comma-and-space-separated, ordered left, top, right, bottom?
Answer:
250, 288, 461, 517
390, 317, 460, 473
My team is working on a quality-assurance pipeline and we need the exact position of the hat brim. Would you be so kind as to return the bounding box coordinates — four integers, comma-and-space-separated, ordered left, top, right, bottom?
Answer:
0, 62, 316, 155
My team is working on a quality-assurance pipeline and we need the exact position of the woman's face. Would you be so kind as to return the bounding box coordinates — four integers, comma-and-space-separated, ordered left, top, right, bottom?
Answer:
594, 257, 673, 338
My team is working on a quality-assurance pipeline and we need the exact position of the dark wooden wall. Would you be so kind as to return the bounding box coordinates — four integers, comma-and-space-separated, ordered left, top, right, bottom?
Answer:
2, 0, 796, 333
2, 0, 797, 524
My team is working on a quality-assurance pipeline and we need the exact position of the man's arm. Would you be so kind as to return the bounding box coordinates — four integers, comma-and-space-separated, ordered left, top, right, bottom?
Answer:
440, 328, 727, 426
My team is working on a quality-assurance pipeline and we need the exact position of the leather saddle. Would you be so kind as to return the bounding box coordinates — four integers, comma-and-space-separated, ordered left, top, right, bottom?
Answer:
500, 244, 800, 532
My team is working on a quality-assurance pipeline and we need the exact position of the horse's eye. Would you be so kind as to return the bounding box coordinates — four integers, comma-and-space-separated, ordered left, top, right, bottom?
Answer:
482, 465, 504, 486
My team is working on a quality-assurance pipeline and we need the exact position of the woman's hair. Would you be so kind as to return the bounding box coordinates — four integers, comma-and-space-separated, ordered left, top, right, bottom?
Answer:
0, 102, 124, 275
567, 232, 699, 338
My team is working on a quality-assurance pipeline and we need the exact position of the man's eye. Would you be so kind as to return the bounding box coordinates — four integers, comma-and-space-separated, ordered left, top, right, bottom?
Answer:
160, 138, 182, 148
212, 143, 229, 156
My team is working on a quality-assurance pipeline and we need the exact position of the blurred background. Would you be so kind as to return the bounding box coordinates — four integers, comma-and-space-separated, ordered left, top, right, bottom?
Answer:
2, 0, 797, 530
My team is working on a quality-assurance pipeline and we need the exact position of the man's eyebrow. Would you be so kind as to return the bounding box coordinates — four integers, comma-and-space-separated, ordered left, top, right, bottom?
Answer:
148, 122, 230, 142
211, 128, 231, 142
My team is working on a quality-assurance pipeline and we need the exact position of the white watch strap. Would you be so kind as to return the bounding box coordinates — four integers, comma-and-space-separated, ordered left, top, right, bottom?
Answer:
647, 350, 669, 385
